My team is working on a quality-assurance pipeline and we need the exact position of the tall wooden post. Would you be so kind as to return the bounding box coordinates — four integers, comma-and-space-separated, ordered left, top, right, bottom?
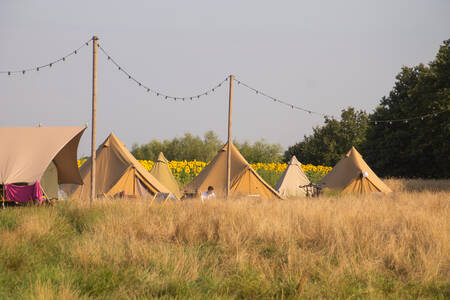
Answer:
226, 74, 234, 199
90, 36, 98, 205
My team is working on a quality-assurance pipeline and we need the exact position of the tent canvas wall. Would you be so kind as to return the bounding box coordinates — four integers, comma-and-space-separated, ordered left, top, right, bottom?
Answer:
319, 147, 392, 194
184, 142, 282, 199
63, 133, 171, 199
40, 162, 58, 199
275, 156, 310, 197
150, 152, 182, 199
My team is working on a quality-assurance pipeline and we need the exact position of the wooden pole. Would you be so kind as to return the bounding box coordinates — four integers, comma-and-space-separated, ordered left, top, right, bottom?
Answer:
226, 74, 234, 199
90, 36, 98, 205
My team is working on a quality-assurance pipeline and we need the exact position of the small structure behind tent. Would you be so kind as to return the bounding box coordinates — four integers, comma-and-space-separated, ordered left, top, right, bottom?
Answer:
275, 156, 310, 197
150, 152, 181, 199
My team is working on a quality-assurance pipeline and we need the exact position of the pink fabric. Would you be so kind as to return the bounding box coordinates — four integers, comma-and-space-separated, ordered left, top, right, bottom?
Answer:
5, 181, 44, 204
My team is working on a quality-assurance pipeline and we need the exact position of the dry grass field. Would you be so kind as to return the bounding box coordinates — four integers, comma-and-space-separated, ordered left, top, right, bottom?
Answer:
0, 179, 448, 299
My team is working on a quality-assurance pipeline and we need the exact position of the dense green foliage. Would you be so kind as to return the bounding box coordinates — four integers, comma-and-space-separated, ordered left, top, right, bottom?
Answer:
132, 130, 222, 162
285, 39, 449, 178
132, 131, 283, 163
285, 108, 368, 166
233, 140, 283, 163
363, 39, 450, 178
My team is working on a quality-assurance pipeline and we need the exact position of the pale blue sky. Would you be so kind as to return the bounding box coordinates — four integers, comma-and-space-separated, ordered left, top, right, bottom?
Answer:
1, 1, 449, 156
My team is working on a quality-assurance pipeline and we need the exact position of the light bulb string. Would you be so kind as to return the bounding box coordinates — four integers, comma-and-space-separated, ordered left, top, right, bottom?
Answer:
233, 77, 449, 123
98, 43, 228, 101
233, 77, 327, 117
0, 38, 93, 75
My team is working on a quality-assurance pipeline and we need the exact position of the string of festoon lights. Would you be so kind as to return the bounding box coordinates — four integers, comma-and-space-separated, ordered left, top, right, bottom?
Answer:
232, 76, 449, 124
0, 38, 92, 75
1, 37, 448, 125
232, 76, 327, 117
97, 43, 229, 101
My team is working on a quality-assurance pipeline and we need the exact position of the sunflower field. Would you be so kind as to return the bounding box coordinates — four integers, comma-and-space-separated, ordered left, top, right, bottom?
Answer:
78, 159, 331, 187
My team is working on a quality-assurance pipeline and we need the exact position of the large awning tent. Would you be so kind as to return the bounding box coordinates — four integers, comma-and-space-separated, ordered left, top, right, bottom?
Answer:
63, 133, 172, 200
0, 126, 86, 203
150, 152, 182, 199
275, 156, 310, 197
185, 142, 282, 199
319, 147, 392, 194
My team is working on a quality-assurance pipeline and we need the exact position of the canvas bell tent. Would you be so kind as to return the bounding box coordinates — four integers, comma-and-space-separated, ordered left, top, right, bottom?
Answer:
63, 133, 171, 200
319, 147, 392, 194
184, 142, 282, 199
275, 156, 310, 197
0, 126, 86, 202
150, 152, 181, 199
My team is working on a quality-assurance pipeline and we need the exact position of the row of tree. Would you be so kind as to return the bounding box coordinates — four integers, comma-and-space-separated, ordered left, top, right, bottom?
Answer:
132, 131, 284, 163
132, 39, 449, 178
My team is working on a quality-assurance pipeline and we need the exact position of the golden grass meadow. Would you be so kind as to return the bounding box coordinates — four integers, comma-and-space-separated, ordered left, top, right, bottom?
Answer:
0, 179, 449, 299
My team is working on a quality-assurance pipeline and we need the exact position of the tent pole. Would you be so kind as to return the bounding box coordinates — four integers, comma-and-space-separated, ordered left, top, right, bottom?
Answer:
226, 74, 234, 200
90, 36, 98, 206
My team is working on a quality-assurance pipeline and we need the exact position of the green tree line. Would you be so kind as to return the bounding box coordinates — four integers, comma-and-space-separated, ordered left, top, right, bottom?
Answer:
132, 130, 284, 163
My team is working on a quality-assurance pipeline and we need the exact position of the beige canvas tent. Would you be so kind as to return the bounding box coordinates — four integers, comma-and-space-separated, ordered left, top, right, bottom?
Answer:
184, 142, 282, 199
63, 133, 171, 199
0, 126, 86, 186
275, 156, 310, 197
150, 152, 181, 199
319, 147, 392, 194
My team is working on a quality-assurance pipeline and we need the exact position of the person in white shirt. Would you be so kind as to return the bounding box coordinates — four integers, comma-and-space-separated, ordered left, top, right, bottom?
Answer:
201, 186, 216, 203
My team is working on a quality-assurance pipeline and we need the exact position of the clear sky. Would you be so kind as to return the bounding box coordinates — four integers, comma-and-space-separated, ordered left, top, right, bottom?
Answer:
1, 0, 449, 157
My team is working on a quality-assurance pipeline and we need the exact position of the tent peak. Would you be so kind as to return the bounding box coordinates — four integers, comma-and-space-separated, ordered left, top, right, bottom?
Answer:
345, 146, 362, 158
288, 155, 301, 166
156, 152, 169, 163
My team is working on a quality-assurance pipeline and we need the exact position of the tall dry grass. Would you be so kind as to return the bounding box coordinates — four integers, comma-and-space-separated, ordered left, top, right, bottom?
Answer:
0, 179, 448, 299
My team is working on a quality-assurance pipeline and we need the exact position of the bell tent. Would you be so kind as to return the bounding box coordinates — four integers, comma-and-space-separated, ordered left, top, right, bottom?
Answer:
275, 156, 310, 197
0, 126, 86, 202
150, 152, 182, 199
319, 147, 392, 194
184, 142, 282, 199
63, 133, 171, 199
